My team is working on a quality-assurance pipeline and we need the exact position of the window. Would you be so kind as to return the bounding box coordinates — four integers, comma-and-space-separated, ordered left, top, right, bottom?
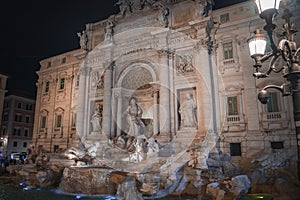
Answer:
15, 114, 22, 122
3, 113, 8, 121
40, 116, 47, 129
227, 96, 238, 115
13, 141, 17, 147
17, 102, 22, 109
14, 128, 21, 136
72, 113, 77, 127
45, 81, 50, 93
76, 75, 80, 87
56, 115, 62, 128
2, 127, 6, 135
23, 142, 27, 148
220, 13, 229, 23
59, 78, 65, 90
0, 142, 3, 147
230, 143, 242, 156
61, 57, 66, 64
266, 92, 280, 112
25, 116, 30, 123
271, 141, 284, 149
47, 61, 51, 68
54, 145, 59, 153
223, 42, 233, 60
24, 128, 29, 137
26, 104, 33, 111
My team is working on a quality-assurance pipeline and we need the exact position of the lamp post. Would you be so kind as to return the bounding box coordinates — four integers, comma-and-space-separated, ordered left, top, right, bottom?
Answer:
247, 0, 300, 179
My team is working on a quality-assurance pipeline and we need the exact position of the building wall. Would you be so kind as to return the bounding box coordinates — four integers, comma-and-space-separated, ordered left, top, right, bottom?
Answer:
1, 93, 35, 156
32, 49, 81, 152
0, 74, 8, 128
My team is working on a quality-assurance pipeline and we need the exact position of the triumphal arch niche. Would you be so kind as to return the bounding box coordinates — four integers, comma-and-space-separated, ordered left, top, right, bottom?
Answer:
75, 0, 218, 166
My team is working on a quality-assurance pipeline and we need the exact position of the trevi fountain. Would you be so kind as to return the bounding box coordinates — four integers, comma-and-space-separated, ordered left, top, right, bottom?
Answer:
4, 0, 300, 199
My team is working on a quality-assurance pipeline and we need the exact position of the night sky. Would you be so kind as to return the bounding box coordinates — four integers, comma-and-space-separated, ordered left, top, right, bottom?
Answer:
0, 0, 247, 95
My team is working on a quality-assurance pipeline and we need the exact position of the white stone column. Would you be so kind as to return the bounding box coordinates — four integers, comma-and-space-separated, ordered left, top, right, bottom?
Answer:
152, 85, 159, 135
115, 89, 123, 136
76, 63, 89, 139
158, 50, 171, 141
102, 62, 114, 138
111, 91, 117, 137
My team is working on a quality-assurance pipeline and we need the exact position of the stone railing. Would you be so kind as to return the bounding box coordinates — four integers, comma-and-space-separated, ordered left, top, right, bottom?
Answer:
223, 114, 246, 132
261, 111, 289, 129
226, 115, 240, 123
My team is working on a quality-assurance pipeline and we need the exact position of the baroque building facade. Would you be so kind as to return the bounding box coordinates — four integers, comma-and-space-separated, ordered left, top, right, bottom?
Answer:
32, 0, 299, 171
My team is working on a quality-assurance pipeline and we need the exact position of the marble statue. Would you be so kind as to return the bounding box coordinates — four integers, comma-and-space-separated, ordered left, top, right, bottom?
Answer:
77, 30, 88, 50
158, 3, 169, 27
129, 140, 146, 162
146, 137, 159, 155
139, 0, 157, 10
125, 97, 145, 137
90, 104, 103, 133
65, 140, 100, 163
179, 93, 198, 128
104, 21, 114, 42
203, 0, 214, 17
115, 0, 133, 16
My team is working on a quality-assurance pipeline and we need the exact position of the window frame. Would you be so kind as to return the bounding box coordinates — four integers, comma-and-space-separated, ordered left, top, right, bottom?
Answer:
59, 78, 65, 90
223, 42, 233, 60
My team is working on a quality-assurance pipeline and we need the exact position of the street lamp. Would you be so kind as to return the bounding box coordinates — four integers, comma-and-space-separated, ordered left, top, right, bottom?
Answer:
248, 0, 300, 178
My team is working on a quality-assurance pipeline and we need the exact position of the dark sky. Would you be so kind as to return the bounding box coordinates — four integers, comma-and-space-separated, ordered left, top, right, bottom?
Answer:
0, 0, 247, 95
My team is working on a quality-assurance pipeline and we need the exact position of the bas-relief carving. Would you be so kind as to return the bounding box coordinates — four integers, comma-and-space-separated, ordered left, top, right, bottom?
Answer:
91, 71, 104, 89
176, 55, 194, 73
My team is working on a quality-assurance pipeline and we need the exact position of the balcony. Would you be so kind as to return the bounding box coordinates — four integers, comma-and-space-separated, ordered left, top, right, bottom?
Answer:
223, 114, 246, 132
261, 111, 289, 130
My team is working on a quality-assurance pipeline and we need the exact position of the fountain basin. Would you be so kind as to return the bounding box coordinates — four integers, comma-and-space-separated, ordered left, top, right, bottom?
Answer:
59, 167, 117, 195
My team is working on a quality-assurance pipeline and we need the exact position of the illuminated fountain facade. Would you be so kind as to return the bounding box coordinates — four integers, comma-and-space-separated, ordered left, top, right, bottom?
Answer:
30, 0, 300, 199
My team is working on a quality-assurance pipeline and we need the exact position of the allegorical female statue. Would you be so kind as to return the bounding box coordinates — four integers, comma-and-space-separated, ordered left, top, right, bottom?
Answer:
179, 93, 198, 128
90, 104, 103, 133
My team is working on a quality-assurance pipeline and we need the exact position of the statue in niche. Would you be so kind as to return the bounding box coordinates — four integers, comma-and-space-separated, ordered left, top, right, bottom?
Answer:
77, 30, 88, 50
115, 0, 133, 16
90, 104, 103, 133
157, 3, 169, 27
176, 55, 194, 73
125, 97, 145, 137
104, 21, 114, 42
179, 93, 198, 128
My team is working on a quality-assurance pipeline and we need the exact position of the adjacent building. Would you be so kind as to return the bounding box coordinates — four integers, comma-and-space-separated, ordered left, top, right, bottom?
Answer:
0, 74, 8, 156
32, 0, 300, 173
1, 91, 35, 156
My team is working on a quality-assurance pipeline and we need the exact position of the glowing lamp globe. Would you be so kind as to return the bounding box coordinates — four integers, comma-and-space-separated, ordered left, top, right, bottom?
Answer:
248, 29, 267, 58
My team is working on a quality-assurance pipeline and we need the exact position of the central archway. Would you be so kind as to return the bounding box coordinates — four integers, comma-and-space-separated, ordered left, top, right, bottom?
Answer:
112, 61, 159, 138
